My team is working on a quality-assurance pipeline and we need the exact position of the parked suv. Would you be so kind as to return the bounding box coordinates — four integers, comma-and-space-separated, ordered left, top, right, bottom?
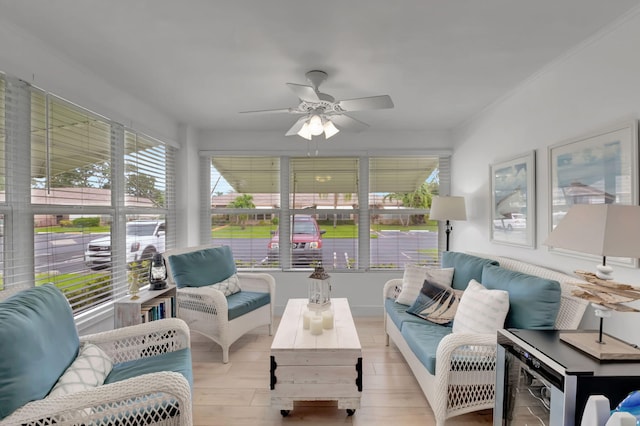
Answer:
85, 220, 165, 270
267, 215, 325, 266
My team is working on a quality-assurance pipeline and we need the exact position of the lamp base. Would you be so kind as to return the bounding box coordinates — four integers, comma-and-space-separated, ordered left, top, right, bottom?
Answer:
560, 332, 640, 360
595, 264, 614, 280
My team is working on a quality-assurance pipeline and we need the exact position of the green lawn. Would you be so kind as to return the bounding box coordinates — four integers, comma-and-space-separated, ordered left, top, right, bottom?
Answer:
211, 221, 438, 238
35, 225, 110, 234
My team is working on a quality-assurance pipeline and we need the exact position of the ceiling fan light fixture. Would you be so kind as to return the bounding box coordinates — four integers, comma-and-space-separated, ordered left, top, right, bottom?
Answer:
308, 114, 324, 136
297, 122, 312, 140
323, 119, 340, 139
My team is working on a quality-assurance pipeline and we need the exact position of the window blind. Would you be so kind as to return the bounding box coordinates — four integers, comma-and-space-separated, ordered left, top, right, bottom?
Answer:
0, 71, 176, 317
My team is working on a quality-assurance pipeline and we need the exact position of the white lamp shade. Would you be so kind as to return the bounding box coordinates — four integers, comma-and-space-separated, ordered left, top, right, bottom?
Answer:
429, 196, 467, 221
544, 204, 640, 258
297, 122, 312, 140
308, 114, 324, 136
323, 119, 340, 139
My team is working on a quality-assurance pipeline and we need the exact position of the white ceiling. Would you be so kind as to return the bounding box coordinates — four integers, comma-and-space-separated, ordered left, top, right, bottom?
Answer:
2, 0, 640, 135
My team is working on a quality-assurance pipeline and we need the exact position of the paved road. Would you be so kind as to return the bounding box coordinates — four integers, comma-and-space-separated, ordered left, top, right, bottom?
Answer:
28, 230, 438, 274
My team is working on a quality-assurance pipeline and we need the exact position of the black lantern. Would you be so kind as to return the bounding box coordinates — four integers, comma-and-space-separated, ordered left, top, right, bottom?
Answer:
149, 252, 168, 290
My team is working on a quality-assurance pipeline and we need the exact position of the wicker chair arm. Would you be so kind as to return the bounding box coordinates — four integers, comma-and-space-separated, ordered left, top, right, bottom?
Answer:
0, 371, 192, 426
237, 272, 276, 295
435, 332, 497, 368
79, 318, 190, 363
383, 278, 404, 301
176, 285, 229, 323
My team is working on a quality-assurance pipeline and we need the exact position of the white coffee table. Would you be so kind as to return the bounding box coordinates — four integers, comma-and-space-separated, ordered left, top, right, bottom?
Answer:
270, 298, 362, 416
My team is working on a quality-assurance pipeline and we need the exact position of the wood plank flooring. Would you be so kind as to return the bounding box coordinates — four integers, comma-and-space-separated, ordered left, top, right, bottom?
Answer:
191, 317, 493, 425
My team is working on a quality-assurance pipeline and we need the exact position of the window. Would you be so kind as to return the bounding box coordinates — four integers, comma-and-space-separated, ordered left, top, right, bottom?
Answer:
370, 157, 441, 269
210, 157, 280, 269
0, 72, 176, 316
207, 154, 444, 271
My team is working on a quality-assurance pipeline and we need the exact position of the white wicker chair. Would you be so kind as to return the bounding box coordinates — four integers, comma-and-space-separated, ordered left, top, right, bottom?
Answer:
163, 246, 275, 364
384, 255, 589, 426
1, 318, 193, 426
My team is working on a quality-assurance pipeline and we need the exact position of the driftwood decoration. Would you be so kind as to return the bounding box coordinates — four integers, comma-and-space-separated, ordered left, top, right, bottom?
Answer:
570, 270, 640, 312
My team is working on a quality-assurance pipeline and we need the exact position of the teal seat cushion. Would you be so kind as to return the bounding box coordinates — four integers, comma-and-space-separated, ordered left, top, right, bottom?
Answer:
441, 252, 499, 291
105, 348, 193, 391
227, 291, 270, 321
481, 264, 561, 329
384, 297, 432, 330
0, 284, 80, 420
168, 246, 237, 288
400, 321, 453, 375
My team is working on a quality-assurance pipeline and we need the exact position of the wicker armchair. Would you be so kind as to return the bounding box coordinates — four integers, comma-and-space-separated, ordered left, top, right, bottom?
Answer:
164, 246, 275, 364
0, 284, 192, 426
383, 255, 589, 426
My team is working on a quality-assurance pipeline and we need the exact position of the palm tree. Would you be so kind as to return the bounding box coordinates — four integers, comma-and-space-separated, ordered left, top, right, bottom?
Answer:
227, 194, 255, 229
383, 183, 434, 225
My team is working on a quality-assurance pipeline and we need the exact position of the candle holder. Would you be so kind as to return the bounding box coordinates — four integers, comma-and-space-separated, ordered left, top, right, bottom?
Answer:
308, 264, 331, 312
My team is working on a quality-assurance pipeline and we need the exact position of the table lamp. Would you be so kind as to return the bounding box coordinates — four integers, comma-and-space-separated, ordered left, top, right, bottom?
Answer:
429, 196, 467, 251
544, 204, 640, 360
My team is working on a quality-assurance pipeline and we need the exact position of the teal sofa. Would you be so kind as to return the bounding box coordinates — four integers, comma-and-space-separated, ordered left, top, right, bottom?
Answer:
0, 284, 193, 425
383, 252, 589, 426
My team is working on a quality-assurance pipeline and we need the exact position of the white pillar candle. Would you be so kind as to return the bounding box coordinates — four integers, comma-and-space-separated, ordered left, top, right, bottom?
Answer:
302, 310, 311, 329
322, 309, 334, 329
310, 316, 323, 335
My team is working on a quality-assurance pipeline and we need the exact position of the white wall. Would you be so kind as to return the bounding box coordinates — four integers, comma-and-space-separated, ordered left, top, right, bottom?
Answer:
452, 9, 640, 345
0, 16, 179, 145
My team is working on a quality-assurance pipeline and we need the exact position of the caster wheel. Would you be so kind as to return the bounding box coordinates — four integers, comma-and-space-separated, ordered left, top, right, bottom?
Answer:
280, 410, 290, 417
347, 409, 356, 416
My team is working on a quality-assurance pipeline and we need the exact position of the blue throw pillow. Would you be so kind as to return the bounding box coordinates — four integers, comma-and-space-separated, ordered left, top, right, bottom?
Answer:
481, 264, 561, 329
441, 252, 499, 291
406, 279, 463, 326
168, 246, 237, 288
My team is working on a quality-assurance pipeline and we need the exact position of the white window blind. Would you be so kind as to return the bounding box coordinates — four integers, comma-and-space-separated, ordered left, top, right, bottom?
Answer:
206, 154, 443, 272
369, 156, 441, 268
210, 156, 280, 269
0, 71, 176, 316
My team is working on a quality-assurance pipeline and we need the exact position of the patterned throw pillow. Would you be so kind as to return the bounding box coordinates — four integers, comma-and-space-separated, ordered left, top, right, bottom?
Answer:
452, 279, 510, 334
406, 279, 463, 325
47, 343, 113, 398
211, 273, 242, 296
395, 264, 454, 306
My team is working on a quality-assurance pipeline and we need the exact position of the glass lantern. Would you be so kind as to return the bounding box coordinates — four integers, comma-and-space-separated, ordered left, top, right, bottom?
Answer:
308, 264, 331, 312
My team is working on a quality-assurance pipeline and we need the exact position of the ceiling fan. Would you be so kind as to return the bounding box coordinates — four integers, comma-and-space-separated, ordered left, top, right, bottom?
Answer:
240, 70, 394, 140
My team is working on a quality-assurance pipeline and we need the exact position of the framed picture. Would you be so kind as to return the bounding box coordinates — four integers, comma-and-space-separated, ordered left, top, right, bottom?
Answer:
549, 120, 638, 266
490, 151, 536, 248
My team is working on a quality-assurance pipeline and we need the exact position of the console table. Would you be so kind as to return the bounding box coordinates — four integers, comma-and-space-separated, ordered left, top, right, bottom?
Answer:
496, 329, 640, 425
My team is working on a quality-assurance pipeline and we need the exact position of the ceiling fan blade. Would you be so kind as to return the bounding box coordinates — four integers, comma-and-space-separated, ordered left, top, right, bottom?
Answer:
285, 116, 309, 136
338, 95, 394, 111
286, 83, 320, 102
239, 107, 295, 114
330, 114, 370, 132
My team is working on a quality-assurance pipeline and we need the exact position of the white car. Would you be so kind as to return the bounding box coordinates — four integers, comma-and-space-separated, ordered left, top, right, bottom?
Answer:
85, 221, 166, 270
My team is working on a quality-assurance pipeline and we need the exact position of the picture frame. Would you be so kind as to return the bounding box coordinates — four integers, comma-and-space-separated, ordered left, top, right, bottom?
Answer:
548, 120, 638, 267
490, 151, 536, 248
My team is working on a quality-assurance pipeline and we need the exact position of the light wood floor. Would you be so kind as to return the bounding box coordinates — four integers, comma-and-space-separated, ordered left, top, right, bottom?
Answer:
191, 317, 493, 425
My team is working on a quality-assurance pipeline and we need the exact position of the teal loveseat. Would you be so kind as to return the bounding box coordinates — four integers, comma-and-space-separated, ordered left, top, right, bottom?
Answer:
0, 284, 193, 425
383, 252, 589, 426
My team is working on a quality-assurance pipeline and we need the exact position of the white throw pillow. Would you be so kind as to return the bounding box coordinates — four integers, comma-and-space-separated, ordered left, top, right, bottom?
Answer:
396, 264, 454, 305
47, 343, 113, 398
452, 279, 510, 334
211, 272, 242, 296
